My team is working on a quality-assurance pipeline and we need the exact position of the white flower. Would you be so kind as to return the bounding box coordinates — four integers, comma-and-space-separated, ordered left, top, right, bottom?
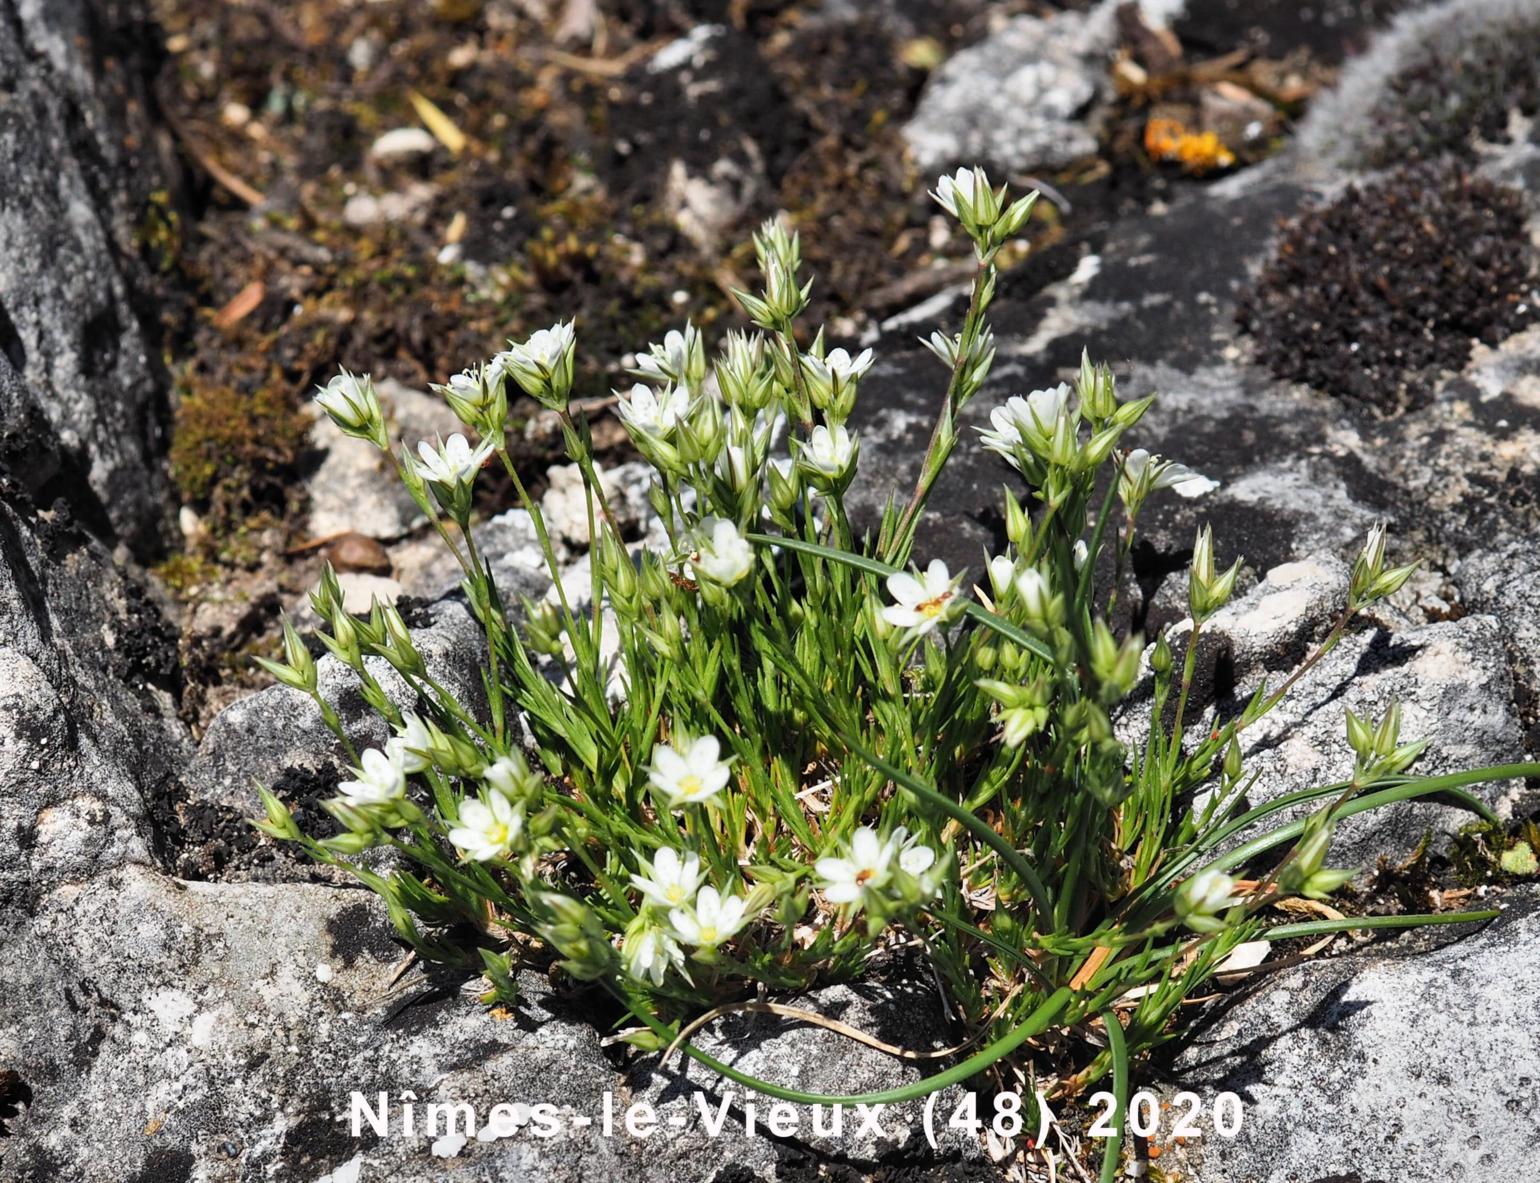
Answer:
634, 325, 706, 393
691, 517, 754, 586
980, 385, 1072, 461
932, 166, 986, 220
1178, 868, 1237, 917
623, 923, 687, 986
338, 746, 407, 805
315, 370, 387, 447
1015, 566, 1053, 620
986, 554, 1017, 601
617, 383, 691, 438
484, 753, 537, 803
447, 793, 523, 862
670, 885, 750, 948
387, 710, 433, 773
815, 826, 896, 906
1118, 449, 1218, 504
882, 559, 963, 636
1072, 539, 1089, 570
507, 322, 574, 370
412, 433, 493, 486
496, 321, 576, 409
891, 826, 943, 898
631, 847, 704, 909
798, 422, 857, 480
898, 841, 936, 877
803, 346, 875, 392
648, 735, 733, 807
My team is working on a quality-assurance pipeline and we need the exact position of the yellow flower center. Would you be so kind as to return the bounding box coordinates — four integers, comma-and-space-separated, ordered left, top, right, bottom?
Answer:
666, 885, 686, 903
699, 925, 718, 943
917, 592, 952, 618
678, 774, 704, 798
486, 823, 509, 846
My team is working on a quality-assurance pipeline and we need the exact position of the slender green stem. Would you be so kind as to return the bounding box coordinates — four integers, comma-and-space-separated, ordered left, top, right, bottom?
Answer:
615, 983, 1074, 1106
1099, 1009, 1129, 1183
1262, 909, 1499, 941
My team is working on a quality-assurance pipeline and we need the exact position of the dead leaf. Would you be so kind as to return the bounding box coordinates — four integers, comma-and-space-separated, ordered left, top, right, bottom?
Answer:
213, 280, 265, 330
408, 90, 467, 156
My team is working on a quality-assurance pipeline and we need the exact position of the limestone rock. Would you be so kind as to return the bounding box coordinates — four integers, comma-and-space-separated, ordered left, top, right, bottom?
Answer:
1172, 888, 1540, 1182
0, 0, 176, 555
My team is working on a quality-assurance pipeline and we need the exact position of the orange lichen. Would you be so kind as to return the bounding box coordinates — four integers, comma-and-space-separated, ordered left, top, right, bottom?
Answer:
1144, 117, 1236, 173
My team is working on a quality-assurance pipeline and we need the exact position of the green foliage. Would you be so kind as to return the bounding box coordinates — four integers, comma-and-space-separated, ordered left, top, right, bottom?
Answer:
258, 166, 1534, 1111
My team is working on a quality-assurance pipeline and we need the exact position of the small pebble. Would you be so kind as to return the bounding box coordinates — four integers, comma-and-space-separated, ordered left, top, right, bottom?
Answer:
324, 531, 392, 576
314, 963, 334, 983
369, 127, 438, 164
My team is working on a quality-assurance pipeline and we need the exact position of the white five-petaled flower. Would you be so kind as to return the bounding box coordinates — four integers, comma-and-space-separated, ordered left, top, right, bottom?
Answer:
635, 327, 698, 386
617, 383, 691, 438
630, 847, 704, 910
882, 559, 963, 636
387, 710, 433, 774
1118, 449, 1218, 504
648, 735, 733, 808
690, 517, 755, 587
337, 746, 407, 805
979, 385, 1072, 461
670, 885, 750, 948
623, 923, 687, 986
799, 422, 856, 479
412, 433, 493, 486
447, 794, 523, 862
815, 826, 896, 906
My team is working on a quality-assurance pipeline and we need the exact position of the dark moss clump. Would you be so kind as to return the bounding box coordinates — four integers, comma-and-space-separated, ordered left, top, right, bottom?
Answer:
1367, 17, 1540, 167
1237, 163, 1538, 409
169, 376, 311, 531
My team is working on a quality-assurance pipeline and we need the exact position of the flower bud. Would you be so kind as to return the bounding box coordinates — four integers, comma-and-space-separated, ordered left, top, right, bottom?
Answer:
1188, 525, 1241, 623
315, 370, 389, 450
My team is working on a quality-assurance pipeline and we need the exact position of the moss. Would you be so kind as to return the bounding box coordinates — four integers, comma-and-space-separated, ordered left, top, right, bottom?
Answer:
1449, 818, 1540, 887
1367, 14, 1540, 167
1237, 162, 1538, 410
152, 552, 220, 599
169, 378, 310, 533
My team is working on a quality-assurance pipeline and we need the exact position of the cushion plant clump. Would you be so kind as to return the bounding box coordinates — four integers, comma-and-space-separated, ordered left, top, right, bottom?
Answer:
257, 165, 1536, 1174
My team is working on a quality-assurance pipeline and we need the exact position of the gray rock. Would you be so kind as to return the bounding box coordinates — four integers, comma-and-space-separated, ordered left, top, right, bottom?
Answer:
539, 460, 655, 551
1171, 887, 1540, 1182
1225, 613, 1530, 869
0, 0, 175, 556
1457, 539, 1540, 737
903, 7, 1117, 175
0, 484, 186, 908
394, 506, 559, 601
183, 595, 489, 820
0, 864, 987, 1181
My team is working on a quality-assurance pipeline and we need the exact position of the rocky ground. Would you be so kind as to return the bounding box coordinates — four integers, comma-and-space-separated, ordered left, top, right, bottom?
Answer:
3, 0, 1539, 1180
